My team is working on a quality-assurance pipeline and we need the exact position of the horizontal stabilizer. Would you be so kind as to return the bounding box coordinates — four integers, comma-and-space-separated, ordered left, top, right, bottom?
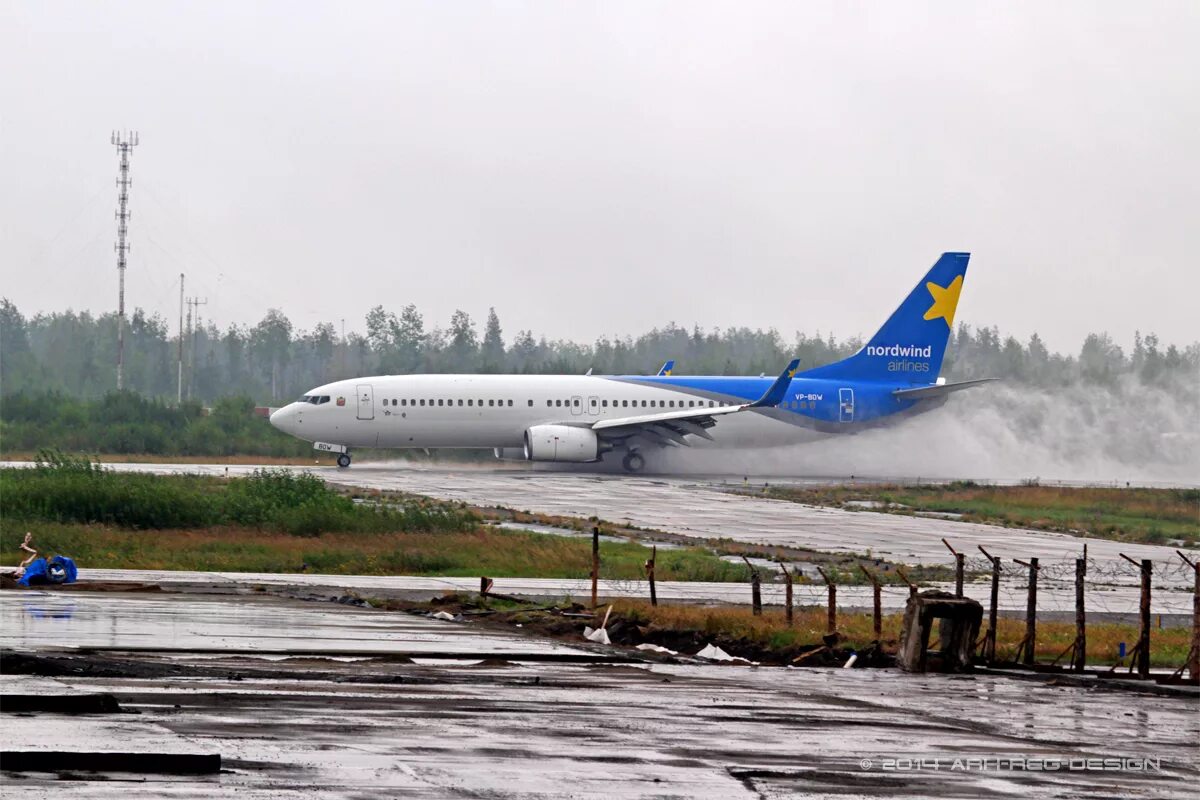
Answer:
892, 378, 996, 401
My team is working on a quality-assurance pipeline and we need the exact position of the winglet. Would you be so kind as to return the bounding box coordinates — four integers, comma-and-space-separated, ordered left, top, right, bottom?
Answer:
750, 358, 800, 408
657, 360, 675, 377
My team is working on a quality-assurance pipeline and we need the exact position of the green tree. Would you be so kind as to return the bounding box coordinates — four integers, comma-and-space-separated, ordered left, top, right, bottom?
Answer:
251, 309, 293, 401
448, 310, 478, 371
481, 307, 505, 372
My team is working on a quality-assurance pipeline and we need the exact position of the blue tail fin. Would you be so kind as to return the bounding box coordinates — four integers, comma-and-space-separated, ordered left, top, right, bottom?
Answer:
801, 252, 970, 382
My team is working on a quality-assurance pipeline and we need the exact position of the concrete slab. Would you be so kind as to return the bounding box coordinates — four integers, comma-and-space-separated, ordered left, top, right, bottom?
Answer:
1, 716, 219, 775
9, 662, 1198, 798
0, 673, 121, 714
2, 589, 1195, 798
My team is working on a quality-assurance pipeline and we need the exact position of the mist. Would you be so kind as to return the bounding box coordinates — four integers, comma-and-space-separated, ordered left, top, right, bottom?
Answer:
652, 376, 1199, 484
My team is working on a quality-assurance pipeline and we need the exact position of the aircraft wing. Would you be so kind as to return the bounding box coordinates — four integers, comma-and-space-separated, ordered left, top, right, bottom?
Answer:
892, 378, 996, 401
591, 359, 799, 447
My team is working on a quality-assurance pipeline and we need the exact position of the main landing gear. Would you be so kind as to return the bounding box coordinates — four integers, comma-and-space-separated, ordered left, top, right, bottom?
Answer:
336, 452, 352, 469
621, 451, 645, 473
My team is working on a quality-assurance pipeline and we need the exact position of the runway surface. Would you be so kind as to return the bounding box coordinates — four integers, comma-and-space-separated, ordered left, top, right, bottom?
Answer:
91, 462, 1196, 565
3, 590, 1196, 798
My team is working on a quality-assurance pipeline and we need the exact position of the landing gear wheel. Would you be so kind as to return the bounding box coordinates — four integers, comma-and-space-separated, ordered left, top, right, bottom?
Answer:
336, 453, 352, 469
621, 452, 645, 473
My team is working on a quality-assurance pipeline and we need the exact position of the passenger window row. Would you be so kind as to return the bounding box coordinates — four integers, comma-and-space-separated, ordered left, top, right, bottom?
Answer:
381, 398, 517, 407
376, 397, 719, 410
598, 399, 715, 409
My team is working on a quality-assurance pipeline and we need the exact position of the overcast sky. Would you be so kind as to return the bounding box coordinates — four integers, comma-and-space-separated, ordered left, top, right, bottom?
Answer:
2, 1, 1197, 355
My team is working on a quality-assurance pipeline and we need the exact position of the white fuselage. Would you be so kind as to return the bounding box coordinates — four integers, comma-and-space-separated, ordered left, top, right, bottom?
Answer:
268, 374, 825, 452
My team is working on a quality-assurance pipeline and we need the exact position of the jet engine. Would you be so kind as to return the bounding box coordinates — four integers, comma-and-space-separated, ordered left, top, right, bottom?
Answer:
523, 425, 599, 462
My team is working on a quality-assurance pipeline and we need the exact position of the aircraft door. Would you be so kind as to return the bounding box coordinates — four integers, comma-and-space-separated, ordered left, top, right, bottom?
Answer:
357, 384, 374, 420
587, 396, 600, 416
838, 388, 854, 423
570, 395, 583, 416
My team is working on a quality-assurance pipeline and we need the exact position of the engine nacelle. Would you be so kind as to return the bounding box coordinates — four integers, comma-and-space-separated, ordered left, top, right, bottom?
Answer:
523, 425, 599, 463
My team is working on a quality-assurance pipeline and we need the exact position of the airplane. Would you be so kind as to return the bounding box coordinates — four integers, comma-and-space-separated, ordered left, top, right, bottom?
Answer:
270, 252, 992, 472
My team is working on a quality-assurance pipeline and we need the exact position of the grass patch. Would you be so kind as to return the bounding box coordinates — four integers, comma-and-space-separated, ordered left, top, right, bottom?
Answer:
0, 522, 749, 582
0, 453, 749, 581
753, 483, 1200, 546
0, 451, 475, 536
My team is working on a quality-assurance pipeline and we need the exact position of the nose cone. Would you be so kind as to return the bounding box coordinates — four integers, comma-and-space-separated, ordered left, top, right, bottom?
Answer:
270, 404, 299, 435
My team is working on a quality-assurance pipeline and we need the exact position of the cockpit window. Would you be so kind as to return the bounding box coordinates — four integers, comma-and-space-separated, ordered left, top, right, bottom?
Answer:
318, 396, 330, 404
298, 395, 310, 403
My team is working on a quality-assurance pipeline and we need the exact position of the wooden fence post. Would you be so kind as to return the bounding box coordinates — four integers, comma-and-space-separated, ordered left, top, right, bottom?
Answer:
644, 545, 657, 607
942, 538, 964, 598
779, 563, 794, 626
1118, 553, 1152, 679
741, 556, 762, 616
1181, 551, 1199, 681
978, 546, 1001, 663
591, 526, 600, 609
1014, 557, 1039, 666
480, 576, 493, 597
1138, 558, 1152, 679
1165, 551, 1200, 681
816, 567, 836, 633
1073, 549, 1087, 673
859, 565, 882, 638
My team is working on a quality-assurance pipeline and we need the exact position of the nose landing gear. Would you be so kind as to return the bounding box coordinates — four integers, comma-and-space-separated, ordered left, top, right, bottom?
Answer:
336, 452, 352, 469
621, 451, 645, 473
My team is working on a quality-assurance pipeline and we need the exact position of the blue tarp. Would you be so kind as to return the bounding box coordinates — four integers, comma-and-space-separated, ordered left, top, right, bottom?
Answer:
17, 556, 78, 587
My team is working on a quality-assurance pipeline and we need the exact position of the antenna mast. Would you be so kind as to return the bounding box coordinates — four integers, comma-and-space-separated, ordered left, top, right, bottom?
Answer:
111, 130, 139, 390
177, 274, 185, 403
186, 296, 208, 400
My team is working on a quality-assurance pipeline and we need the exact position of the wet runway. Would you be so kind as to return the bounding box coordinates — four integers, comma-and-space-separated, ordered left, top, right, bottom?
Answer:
0, 591, 590, 659
3, 590, 1198, 798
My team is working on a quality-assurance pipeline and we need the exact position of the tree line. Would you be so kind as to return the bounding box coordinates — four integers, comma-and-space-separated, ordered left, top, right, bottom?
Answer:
2, 297, 1196, 406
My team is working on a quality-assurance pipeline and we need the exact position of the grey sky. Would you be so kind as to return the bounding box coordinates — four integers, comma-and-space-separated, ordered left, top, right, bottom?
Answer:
3, 1, 1197, 354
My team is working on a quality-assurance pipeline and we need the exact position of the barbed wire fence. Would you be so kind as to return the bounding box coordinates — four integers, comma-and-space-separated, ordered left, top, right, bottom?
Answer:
569, 528, 1199, 682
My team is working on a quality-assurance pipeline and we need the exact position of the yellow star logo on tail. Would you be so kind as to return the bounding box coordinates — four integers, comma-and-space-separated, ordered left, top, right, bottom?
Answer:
923, 275, 963, 328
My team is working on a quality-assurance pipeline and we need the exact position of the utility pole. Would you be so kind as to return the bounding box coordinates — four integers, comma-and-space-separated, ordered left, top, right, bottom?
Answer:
177, 274, 185, 404
186, 297, 207, 400
111, 131, 139, 390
